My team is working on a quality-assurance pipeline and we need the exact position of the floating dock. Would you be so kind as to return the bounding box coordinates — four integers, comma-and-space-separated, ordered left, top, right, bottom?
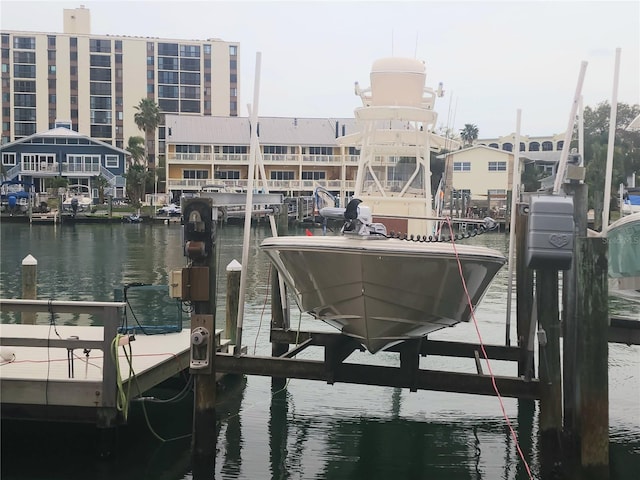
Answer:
0, 299, 229, 426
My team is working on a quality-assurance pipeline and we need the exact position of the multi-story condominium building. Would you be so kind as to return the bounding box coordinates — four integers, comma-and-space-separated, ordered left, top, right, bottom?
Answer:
164, 114, 360, 204
1, 6, 239, 175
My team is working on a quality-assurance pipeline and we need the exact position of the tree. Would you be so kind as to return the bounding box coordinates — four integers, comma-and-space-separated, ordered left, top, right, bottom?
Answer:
133, 98, 163, 199
578, 101, 640, 217
124, 164, 152, 208
126, 136, 145, 167
92, 175, 110, 204
460, 124, 479, 147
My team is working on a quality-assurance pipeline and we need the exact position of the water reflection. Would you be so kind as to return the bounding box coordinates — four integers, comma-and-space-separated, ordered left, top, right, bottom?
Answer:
1, 223, 638, 480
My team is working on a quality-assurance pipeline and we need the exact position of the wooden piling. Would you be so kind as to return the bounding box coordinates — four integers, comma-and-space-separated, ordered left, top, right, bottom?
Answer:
515, 204, 534, 378
561, 183, 588, 447
271, 270, 289, 390
536, 268, 562, 468
21, 255, 37, 324
577, 236, 609, 478
225, 260, 242, 346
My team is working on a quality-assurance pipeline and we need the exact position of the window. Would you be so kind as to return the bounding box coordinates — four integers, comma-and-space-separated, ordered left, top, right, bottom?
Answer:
13, 51, 35, 63
14, 94, 36, 107
70, 37, 77, 47
14, 123, 36, 136
181, 57, 200, 71
180, 72, 200, 85
176, 145, 201, 153
158, 43, 178, 56
183, 169, 208, 179
90, 39, 111, 53
180, 86, 200, 99
48, 65, 57, 74
270, 171, 295, 180
13, 80, 36, 93
216, 170, 240, 180
70, 51, 77, 61
179, 45, 200, 58
90, 82, 111, 95
158, 99, 178, 112
2, 152, 16, 166
230, 73, 237, 83
90, 55, 111, 67
502, 143, 512, 152
90, 125, 112, 138
1, 63, 8, 74
229, 45, 237, 56
14, 108, 36, 121
264, 146, 288, 154
158, 85, 179, 98
488, 161, 507, 171
230, 59, 237, 70
48, 94, 56, 104
91, 111, 112, 124
302, 171, 326, 180
204, 44, 211, 55
115, 40, 122, 51
14, 37, 35, 49
90, 68, 111, 81
90, 96, 112, 109
180, 100, 200, 113
222, 145, 247, 154
309, 146, 333, 155
230, 87, 237, 97
157, 71, 179, 84
47, 50, 56, 61
542, 141, 553, 151
105, 155, 119, 168
529, 142, 540, 152
158, 56, 178, 70
14, 64, 36, 78
453, 162, 471, 172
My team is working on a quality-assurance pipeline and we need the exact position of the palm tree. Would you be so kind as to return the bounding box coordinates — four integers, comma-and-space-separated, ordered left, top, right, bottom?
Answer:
133, 98, 163, 204
126, 136, 146, 167
460, 123, 479, 147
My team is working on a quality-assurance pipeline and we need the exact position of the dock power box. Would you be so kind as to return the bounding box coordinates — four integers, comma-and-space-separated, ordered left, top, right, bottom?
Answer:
526, 195, 575, 270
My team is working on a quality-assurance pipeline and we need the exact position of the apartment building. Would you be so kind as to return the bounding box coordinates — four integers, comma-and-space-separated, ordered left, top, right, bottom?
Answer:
164, 114, 360, 204
1, 6, 239, 170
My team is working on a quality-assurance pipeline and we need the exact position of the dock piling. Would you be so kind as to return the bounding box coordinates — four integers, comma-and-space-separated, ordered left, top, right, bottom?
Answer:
21, 255, 37, 324
225, 260, 242, 346
577, 236, 609, 478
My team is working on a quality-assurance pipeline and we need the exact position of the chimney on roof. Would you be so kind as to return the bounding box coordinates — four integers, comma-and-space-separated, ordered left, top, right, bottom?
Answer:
335, 121, 339, 138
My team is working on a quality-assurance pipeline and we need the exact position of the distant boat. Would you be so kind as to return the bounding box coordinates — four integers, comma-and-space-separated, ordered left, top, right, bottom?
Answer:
1, 180, 32, 214
261, 57, 506, 353
62, 184, 92, 214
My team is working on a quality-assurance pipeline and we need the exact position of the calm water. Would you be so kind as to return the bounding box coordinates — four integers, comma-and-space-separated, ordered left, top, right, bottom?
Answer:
1, 221, 639, 480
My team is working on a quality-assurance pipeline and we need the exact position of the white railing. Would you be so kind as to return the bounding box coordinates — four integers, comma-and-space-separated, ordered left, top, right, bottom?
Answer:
172, 153, 213, 162
61, 164, 101, 174
19, 162, 61, 174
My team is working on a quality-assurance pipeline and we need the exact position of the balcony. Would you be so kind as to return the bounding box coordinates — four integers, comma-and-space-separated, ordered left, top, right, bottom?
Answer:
170, 153, 214, 162
18, 162, 61, 176
61, 163, 101, 175
167, 178, 355, 194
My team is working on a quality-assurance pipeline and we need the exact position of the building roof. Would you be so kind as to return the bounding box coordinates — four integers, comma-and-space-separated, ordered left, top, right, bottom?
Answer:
0, 126, 129, 155
165, 115, 360, 146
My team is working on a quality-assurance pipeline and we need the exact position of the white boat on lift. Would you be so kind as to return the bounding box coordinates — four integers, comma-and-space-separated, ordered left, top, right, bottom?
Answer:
260, 57, 506, 353
62, 184, 93, 213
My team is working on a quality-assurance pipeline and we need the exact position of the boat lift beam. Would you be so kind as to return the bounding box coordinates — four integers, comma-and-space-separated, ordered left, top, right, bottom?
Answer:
215, 350, 541, 400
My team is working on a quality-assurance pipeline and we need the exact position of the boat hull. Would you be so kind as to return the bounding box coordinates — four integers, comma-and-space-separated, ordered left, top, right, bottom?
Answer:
261, 236, 506, 353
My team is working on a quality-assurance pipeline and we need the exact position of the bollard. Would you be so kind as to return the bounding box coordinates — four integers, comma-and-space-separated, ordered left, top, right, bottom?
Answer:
225, 260, 242, 346
21, 254, 37, 324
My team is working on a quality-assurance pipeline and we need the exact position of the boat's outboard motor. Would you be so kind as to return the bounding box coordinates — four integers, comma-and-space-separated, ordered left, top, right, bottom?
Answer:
71, 197, 79, 216
342, 198, 387, 237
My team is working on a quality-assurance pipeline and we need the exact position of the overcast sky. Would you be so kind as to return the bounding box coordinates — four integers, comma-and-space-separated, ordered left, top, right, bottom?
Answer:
2, 0, 639, 138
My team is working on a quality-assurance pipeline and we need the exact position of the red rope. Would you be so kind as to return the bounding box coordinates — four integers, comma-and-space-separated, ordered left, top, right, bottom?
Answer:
446, 218, 534, 480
